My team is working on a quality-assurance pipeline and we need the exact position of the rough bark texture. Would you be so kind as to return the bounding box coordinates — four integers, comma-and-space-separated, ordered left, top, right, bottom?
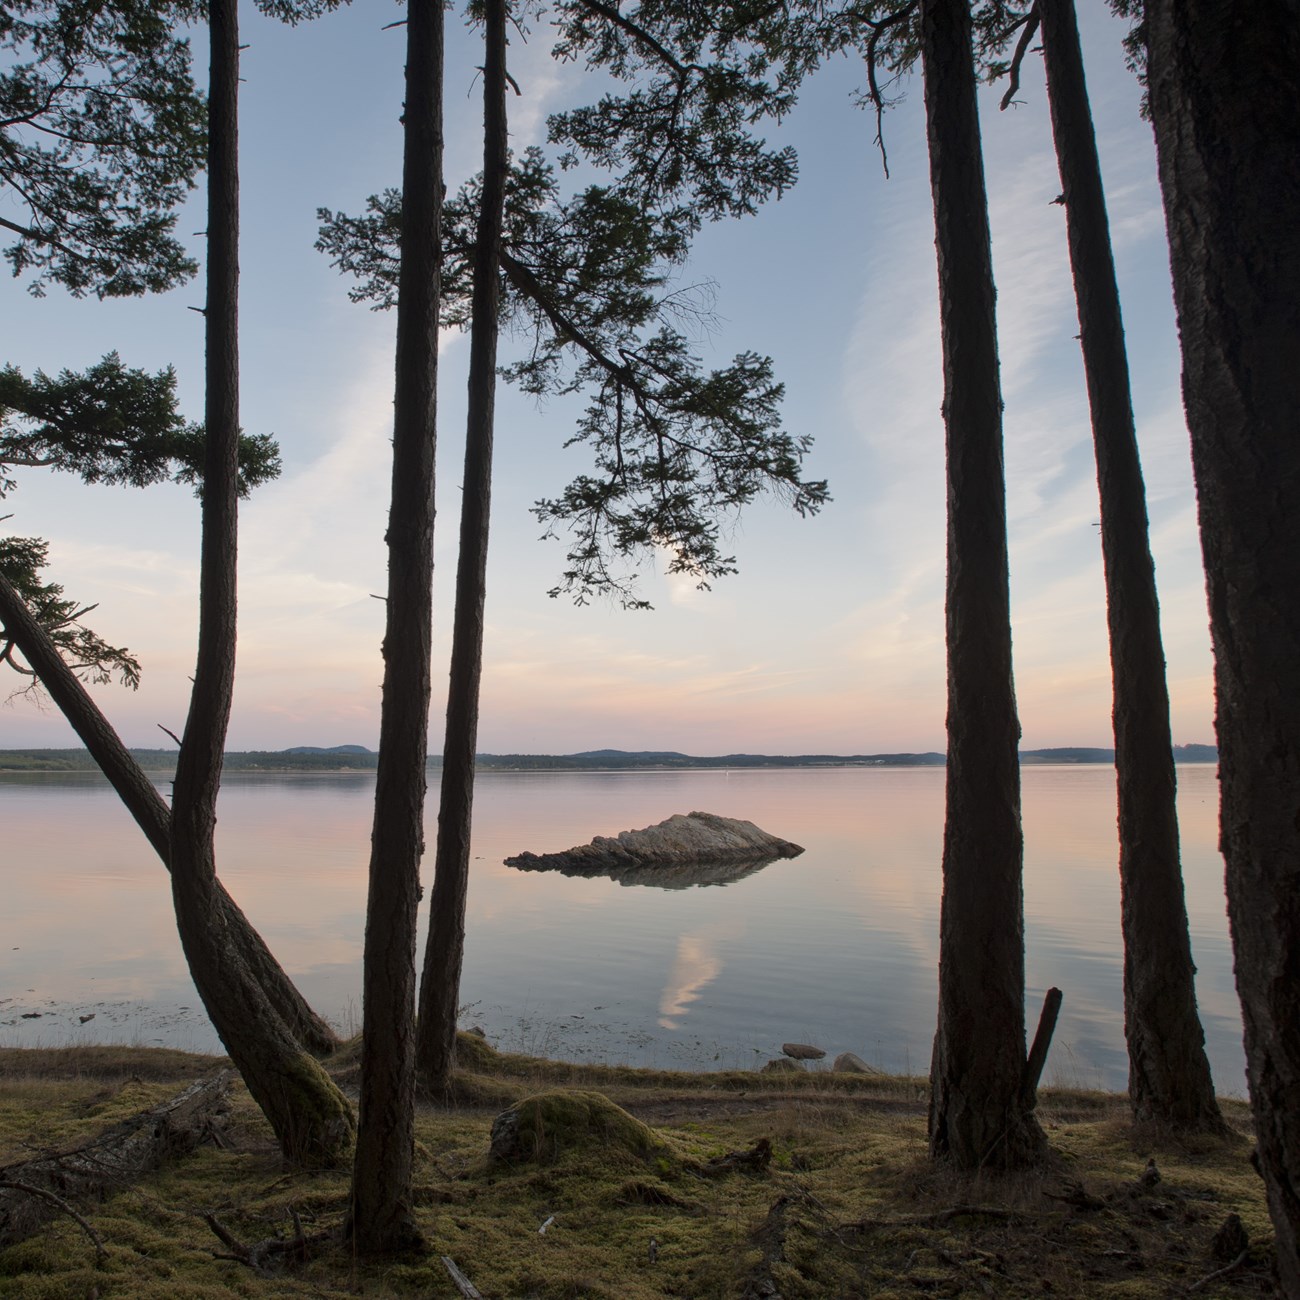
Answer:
1145, 0, 1300, 1287
348, 0, 443, 1253
0, 570, 338, 1058
169, 0, 352, 1169
921, 0, 1044, 1171
1037, 0, 1222, 1134
416, 0, 508, 1099
0, 1073, 232, 1248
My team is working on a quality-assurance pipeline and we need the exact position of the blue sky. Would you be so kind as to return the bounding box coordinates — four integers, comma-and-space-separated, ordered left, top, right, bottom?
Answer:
1, 3, 1213, 755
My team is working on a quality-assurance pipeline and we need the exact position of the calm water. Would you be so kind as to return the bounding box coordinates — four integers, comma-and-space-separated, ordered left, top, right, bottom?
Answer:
0, 765, 1243, 1093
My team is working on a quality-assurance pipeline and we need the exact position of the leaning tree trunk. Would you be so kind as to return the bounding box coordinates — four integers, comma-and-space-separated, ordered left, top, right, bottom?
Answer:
1144, 0, 1300, 1288
921, 0, 1045, 1171
416, 0, 509, 1099
348, 0, 444, 1254
1036, 0, 1222, 1135
0, 571, 338, 1058
169, 0, 352, 1169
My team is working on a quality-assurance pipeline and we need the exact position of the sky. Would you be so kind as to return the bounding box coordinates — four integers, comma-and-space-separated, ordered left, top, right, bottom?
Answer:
1, 3, 1214, 757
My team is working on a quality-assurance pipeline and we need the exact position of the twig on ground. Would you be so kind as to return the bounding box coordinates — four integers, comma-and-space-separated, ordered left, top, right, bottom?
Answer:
0, 1179, 106, 1262
443, 1255, 484, 1299
1186, 1248, 1251, 1294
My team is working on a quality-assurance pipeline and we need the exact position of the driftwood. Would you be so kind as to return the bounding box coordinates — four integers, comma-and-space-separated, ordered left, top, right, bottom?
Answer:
740, 1193, 790, 1299
0, 1071, 232, 1249
201, 1207, 328, 1274
700, 1137, 774, 1177
442, 1255, 484, 1299
1021, 986, 1064, 1106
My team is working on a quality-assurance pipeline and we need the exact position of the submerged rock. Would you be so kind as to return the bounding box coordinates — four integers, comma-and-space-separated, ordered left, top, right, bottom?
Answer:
505, 811, 803, 888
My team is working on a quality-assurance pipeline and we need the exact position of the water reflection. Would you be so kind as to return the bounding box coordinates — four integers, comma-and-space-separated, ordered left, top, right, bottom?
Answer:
0, 764, 1241, 1093
660, 920, 743, 1029
509, 854, 781, 889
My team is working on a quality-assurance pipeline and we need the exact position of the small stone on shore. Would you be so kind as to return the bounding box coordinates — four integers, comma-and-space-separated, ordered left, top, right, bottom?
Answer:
760, 1057, 804, 1073
782, 1042, 825, 1061
832, 1051, 879, 1075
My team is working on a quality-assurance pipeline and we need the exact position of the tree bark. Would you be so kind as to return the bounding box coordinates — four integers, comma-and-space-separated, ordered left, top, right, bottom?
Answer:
921, 0, 1045, 1171
1036, 0, 1223, 1134
416, 0, 509, 1098
168, 0, 352, 1169
348, 0, 443, 1253
1144, 0, 1300, 1287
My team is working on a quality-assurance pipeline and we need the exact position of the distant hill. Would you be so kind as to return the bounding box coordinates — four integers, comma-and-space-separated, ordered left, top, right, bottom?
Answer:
1, 743, 1218, 774
465, 750, 949, 771
282, 744, 372, 755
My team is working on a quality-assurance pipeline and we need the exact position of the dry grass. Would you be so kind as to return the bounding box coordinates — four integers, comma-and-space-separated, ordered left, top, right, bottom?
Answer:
0, 1037, 1275, 1298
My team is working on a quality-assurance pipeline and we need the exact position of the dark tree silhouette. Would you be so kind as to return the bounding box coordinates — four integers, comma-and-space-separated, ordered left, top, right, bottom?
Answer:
1143, 0, 1300, 1285
920, 0, 1044, 1171
416, 0, 510, 1097
166, 0, 352, 1168
1035, 0, 1222, 1134
347, 0, 443, 1253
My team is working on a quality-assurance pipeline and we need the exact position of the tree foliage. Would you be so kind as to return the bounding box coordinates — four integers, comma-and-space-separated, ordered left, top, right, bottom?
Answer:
0, 353, 280, 497
0, 533, 141, 690
318, 148, 827, 607
0, 0, 206, 297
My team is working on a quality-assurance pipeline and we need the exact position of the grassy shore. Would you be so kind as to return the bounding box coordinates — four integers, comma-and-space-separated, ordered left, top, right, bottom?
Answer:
0, 1038, 1274, 1298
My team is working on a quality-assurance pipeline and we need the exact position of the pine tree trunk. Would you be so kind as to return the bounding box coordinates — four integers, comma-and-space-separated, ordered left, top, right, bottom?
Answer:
921, 0, 1044, 1171
1144, 0, 1300, 1287
348, 0, 443, 1253
169, 0, 352, 1169
416, 0, 509, 1099
1036, 0, 1223, 1135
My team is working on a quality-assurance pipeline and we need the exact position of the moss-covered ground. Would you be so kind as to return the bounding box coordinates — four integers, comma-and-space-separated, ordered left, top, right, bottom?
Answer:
0, 1038, 1276, 1298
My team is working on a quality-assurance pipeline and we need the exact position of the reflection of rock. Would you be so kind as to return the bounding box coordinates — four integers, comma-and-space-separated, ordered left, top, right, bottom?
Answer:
505, 811, 803, 889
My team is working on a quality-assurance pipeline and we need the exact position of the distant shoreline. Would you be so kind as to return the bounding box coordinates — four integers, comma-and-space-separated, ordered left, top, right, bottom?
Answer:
0, 744, 1219, 775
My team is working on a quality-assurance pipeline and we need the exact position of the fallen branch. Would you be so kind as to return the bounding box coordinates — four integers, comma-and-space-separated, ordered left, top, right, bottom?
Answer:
443, 1255, 484, 1299
1186, 1248, 1250, 1294
740, 1194, 788, 1300
700, 1137, 773, 1177
202, 1207, 320, 1274
1021, 986, 1064, 1106
845, 1204, 1043, 1231
0, 1179, 106, 1262
0, 1071, 232, 1250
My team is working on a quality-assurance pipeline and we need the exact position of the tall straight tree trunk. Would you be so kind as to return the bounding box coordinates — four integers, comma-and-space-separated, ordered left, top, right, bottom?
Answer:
1144, 1, 1300, 1287
1036, 0, 1223, 1135
348, 0, 443, 1253
416, 0, 509, 1098
168, 0, 352, 1168
921, 0, 1044, 1171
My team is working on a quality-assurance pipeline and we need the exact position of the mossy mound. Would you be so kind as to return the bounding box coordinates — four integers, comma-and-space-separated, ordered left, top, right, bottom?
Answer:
488, 1089, 675, 1168
454, 1028, 501, 1073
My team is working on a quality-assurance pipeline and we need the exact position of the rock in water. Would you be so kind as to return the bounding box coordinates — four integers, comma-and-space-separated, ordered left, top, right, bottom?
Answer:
781, 1042, 826, 1061
505, 811, 803, 886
